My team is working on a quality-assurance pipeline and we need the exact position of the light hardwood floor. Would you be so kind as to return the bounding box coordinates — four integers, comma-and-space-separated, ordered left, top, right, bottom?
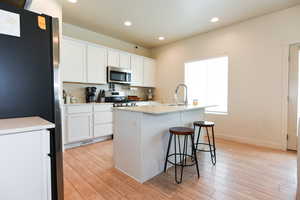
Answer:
63, 139, 297, 200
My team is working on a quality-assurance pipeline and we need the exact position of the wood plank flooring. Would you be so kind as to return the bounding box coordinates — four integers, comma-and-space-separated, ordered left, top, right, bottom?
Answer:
63, 139, 297, 200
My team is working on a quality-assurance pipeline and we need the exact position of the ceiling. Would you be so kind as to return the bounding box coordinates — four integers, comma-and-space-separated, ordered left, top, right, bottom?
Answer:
62, 0, 300, 48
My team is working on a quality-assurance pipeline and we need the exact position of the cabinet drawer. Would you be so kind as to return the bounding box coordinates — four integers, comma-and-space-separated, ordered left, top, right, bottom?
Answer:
94, 124, 113, 137
66, 105, 93, 114
94, 112, 113, 124
94, 104, 112, 112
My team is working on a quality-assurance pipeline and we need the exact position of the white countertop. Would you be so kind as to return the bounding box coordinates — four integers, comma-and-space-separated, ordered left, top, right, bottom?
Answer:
113, 104, 216, 115
0, 117, 55, 136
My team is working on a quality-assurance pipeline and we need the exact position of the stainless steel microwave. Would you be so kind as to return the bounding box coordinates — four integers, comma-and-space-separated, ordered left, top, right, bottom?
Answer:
107, 66, 132, 84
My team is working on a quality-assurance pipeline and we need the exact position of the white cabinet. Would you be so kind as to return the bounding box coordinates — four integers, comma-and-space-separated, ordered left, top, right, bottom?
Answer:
107, 49, 120, 67
66, 113, 93, 143
143, 58, 156, 87
87, 44, 107, 84
93, 104, 113, 138
65, 105, 93, 143
131, 55, 144, 86
61, 38, 86, 83
61, 36, 157, 87
94, 124, 113, 138
0, 130, 51, 200
119, 52, 131, 69
64, 104, 113, 145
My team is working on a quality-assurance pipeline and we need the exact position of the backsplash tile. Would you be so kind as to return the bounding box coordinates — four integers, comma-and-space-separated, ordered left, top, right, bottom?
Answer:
63, 83, 153, 103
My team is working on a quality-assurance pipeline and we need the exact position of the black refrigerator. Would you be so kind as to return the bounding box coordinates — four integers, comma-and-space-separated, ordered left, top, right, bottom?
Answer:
0, 3, 63, 200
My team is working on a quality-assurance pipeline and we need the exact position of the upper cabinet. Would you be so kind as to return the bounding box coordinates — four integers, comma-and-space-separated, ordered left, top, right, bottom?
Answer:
61, 38, 86, 83
61, 36, 156, 87
143, 58, 156, 87
131, 55, 144, 86
107, 49, 120, 67
119, 52, 131, 69
87, 44, 107, 84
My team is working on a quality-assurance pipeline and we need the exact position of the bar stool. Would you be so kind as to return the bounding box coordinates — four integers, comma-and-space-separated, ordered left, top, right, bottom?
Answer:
193, 121, 216, 165
164, 127, 200, 184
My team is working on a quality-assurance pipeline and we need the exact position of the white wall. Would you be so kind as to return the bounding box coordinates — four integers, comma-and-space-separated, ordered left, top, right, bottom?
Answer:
152, 5, 300, 150
62, 23, 152, 57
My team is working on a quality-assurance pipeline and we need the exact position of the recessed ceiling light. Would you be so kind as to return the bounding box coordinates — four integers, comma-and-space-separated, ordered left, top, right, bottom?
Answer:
68, 0, 77, 3
210, 17, 219, 23
158, 36, 165, 41
124, 21, 132, 26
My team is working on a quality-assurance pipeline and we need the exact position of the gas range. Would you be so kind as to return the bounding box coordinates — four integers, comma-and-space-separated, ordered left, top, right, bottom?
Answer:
104, 91, 138, 107
113, 102, 137, 107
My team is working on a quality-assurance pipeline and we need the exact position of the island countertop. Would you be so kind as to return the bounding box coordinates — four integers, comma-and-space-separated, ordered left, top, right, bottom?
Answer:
0, 117, 55, 136
113, 104, 216, 115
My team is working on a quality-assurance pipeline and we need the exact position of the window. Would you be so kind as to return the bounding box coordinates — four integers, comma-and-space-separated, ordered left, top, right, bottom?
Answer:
185, 56, 229, 114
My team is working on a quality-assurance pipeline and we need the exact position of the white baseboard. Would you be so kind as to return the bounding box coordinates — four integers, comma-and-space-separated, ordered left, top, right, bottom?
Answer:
215, 133, 286, 150
64, 135, 113, 150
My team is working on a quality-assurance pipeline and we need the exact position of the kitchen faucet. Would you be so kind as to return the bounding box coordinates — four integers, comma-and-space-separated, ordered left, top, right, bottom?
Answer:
175, 83, 188, 106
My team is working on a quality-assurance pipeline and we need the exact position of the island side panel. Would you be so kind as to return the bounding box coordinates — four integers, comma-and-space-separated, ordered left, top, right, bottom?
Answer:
140, 109, 205, 182
140, 112, 182, 182
113, 110, 143, 182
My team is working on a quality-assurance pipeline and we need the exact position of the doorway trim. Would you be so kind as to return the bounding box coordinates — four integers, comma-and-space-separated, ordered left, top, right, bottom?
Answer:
287, 43, 300, 150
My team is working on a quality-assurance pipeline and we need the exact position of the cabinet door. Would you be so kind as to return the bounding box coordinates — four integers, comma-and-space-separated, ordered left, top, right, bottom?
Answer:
61, 38, 86, 83
87, 45, 107, 84
143, 58, 156, 87
131, 55, 144, 86
66, 113, 93, 143
94, 111, 113, 124
119, 52, 131, 69
0, 130, 51, 200
107, 49, 120, 67
94, 124, 113, 137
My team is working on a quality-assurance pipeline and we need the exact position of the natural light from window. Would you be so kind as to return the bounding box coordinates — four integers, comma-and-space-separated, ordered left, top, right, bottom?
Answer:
185, 56, 229, 114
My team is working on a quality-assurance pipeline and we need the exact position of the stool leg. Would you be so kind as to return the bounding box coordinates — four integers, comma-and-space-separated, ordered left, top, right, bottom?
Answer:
178, 135, 187, 184
174, 134, 178, 183
191, 134, 200, 178
195, 126, 202, 150
211, 126, 216, 165
164, 133, 173, 172
205, 127, 214, 165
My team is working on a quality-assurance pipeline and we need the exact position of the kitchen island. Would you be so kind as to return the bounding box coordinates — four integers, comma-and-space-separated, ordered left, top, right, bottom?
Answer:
113, 104, 214, 183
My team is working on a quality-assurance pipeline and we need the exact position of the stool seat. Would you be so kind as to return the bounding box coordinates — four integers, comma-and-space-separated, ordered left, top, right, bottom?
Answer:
193, 121, 215, 127
169, 127, 194, 135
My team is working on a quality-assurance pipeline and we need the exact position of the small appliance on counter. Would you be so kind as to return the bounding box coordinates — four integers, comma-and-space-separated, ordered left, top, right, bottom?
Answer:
147, 89, 153, 100
86, 87, 97, 103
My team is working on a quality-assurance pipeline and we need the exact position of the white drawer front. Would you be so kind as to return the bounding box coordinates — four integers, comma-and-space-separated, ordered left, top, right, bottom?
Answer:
94, 112, 113, 124
66, 105, 93, 114
94, 124, 113, 137
94, 104, 112, 112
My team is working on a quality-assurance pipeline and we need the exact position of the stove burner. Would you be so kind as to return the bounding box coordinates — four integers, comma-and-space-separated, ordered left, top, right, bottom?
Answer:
113, 102, 137, 107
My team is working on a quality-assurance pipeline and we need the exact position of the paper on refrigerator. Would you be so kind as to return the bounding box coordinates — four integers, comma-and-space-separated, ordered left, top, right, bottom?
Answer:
0, 9, 20, 37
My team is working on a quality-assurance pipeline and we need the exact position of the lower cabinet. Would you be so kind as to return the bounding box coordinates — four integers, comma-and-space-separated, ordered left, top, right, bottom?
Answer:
66, 113, 93, 143
94, 124, 113, 138
64, 104, 113, 145
0, 130, 51, 200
